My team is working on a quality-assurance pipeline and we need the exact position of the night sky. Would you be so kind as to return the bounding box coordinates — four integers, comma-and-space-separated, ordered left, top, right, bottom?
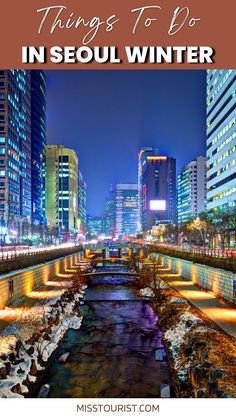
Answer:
45, 70, 206, 216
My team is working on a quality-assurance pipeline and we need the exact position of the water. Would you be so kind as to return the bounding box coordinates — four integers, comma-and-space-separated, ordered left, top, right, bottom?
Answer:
44, 268, 170, 398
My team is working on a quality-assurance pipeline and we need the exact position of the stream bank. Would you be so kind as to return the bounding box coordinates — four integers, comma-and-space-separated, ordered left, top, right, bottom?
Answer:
0, 281, 86, 398
139, 285, 236, 398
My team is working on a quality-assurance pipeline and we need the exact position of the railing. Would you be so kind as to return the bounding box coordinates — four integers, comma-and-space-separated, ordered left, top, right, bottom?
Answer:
152, 243, 236, 260
0, 243, 81, 262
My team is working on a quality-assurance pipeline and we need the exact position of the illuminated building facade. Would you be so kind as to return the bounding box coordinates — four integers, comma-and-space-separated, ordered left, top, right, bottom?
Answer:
104, 188, 115, 236
115, 183, 139, 237
207, 70, 236, 211
138, 147, 176, 232
87, 215, 103, 236
45, 145, 78, 239
31, 71, 47, 237
0, 70, 31, 243
177, 156, 206, 224
78, 170, 87, 231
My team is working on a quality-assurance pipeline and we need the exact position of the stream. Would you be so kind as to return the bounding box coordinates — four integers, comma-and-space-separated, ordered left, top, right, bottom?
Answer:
43, 264, 171, 397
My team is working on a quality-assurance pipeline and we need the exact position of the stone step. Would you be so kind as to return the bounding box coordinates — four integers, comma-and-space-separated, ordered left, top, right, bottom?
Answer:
37, 384, 51, 398
161, 384, 170, 398
155, 349, 164, 361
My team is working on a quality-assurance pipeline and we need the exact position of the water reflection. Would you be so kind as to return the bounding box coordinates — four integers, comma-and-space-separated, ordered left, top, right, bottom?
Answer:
45, 279, 170, 398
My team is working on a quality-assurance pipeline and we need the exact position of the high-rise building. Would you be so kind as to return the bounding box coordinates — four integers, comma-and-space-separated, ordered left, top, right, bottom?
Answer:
115, 183, 139, 237
206, 70, 236, 211
78, 170, 87, 232
86, 215, 103, 236
31, 70, 46, 237
138, 147, 176, 232
177, 156, 206, 224
0, 70, 31, 243
104, 188, 115, 237
45, 145, 78, 239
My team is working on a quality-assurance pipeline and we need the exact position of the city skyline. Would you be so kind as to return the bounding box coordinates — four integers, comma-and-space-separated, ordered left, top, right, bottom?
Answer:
0, 69, 235, 401
45, 70, 206, 216
1, 69, 235, 243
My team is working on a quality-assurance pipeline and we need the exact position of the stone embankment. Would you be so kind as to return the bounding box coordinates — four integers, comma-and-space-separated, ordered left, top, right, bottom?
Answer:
139, 286, 236, 398
0, 246, 83, 275
0, 282, 87, 398
149, 245, 236, 273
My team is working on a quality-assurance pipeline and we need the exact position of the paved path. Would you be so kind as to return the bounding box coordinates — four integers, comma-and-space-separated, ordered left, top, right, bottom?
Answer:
0, 260, 88, 338
159, 268, 236, 339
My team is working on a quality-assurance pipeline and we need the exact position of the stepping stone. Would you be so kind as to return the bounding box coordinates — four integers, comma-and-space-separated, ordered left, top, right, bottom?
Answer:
155, 349, 163, 361
37, 384, 50, 398
58, 352, 70, 364
161, 384, 170, 398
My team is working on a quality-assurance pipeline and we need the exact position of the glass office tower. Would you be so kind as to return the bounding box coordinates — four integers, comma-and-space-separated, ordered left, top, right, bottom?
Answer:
115, 183, 139, 237
206, 70, 236, 211
0, 70, 31, 243
178, 156, 206, 224
31, 70, 46, 239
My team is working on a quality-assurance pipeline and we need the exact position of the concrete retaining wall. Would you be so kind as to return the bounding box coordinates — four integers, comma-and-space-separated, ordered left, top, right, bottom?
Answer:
0, 252, 83, 309
152, 253, 236, 305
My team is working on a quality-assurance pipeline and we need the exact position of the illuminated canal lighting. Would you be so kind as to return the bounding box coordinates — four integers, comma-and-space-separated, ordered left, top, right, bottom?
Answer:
170, 280, 195, 286
27, 290, 63, 300
181, 290, 215, 300
46, 280, 67, 287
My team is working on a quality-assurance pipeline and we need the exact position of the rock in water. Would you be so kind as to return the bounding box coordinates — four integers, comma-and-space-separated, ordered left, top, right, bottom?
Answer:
155, 349, 163, 361
0, 363, 7, 379
37, 384, 50, 398
58, 352, 70, 364
161, 384, 170, 398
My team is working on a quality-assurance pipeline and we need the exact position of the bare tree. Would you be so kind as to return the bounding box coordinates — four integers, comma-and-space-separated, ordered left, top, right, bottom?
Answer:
126, 253, 141, 274
137, 255, 163, 300
148, 255, 163, 299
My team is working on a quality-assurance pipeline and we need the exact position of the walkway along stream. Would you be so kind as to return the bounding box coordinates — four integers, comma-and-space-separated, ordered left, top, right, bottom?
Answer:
42, 263, 171, 398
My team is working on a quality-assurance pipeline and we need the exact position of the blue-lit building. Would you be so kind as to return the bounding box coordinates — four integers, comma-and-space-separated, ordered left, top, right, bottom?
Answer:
138, 147, 176, 232
115, 183, 139, 238
206, 70, 236, 211
0, 70, 31, 243
31, 71, 47, 238
177, 156, 206, 224
104, 188, 116, 237
78, 170, 87, 232
87, 215, 104, 237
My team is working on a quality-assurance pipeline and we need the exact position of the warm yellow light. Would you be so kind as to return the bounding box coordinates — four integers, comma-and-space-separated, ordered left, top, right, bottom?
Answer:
25, 278, 33, 294
204, 307, 236, 322
46, 280, 66, 287
65, 268, 78, 273
147, 156, 167, 161
56, 273, 74, 278
182, 290, 215, 300
164, 275, 185, 281
27, 290, 63, 299
0, 334, 18, 354
0, 307, 28, 322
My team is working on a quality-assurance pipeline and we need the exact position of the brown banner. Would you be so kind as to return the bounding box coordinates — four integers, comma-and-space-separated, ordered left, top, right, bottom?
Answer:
0, 0, 235, 69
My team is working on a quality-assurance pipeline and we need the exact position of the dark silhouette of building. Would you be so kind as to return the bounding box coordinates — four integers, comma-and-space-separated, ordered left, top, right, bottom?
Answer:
138, 147, 176, 232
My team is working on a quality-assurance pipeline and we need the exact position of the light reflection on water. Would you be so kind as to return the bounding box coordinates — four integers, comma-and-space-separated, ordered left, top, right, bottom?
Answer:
45, 279, 170, 398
